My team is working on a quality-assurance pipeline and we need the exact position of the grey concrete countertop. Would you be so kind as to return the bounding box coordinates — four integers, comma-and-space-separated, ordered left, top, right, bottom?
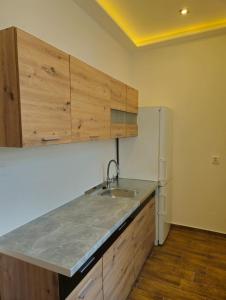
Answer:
0, 178, 157, 277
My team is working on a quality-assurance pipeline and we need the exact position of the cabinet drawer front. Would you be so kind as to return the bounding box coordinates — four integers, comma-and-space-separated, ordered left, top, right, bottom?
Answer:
70, 57, 111, 141
66, 259, 103, 300
17, 29, 71, 146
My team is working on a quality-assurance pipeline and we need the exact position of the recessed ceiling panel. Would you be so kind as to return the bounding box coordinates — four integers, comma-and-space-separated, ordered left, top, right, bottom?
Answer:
96, 0, 226, 46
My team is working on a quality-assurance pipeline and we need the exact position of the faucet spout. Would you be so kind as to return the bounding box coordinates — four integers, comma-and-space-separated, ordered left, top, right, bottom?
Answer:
106, 159, 119, 189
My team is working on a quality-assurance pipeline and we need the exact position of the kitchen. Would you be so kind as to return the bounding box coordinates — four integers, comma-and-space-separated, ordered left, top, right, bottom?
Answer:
0, 0, 226, 299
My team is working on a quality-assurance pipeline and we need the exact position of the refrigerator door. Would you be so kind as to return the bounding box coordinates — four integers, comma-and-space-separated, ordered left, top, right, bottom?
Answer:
120, 107, 160, 180
159, 107, 173, 186
158, 182, 171, 244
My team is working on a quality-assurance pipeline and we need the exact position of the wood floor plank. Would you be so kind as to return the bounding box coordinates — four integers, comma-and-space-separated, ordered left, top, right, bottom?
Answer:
128, 226, 226, 300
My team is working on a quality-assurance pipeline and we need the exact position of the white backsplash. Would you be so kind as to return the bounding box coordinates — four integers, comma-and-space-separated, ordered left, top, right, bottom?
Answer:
0, 140, 115, 236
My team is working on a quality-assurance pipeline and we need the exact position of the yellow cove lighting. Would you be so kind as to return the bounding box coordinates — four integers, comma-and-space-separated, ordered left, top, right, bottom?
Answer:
96, 0, 226, 47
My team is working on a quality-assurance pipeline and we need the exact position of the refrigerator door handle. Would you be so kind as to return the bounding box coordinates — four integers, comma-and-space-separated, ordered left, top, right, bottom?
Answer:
158, 192, 167, 216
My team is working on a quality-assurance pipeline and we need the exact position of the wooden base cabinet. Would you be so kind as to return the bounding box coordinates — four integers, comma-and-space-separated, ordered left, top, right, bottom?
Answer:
103, 198, 155, 300
103, 220, 135, 300
0, 198, 155, 300
133, 199, 155, 279
66, 259, 103, 300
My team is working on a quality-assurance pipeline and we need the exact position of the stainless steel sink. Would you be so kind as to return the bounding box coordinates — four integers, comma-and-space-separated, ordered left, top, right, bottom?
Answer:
100, 188, 137, 198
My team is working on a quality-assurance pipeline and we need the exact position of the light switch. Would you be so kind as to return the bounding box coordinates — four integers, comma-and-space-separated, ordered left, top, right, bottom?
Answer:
212, 156, 220, 165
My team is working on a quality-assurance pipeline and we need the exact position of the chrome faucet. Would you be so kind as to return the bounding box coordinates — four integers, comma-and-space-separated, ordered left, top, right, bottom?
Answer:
106, 159, 119, 189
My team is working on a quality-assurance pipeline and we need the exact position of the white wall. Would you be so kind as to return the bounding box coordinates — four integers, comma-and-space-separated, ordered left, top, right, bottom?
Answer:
0, 0, 131, 82
0, 0, 131, 236
132, 33, 226, 234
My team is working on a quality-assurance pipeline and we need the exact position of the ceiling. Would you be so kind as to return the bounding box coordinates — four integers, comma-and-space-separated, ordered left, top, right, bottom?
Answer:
96, 0, 226, 47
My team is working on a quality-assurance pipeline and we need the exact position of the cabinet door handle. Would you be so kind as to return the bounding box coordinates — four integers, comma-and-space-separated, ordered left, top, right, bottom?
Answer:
41, 136, 60, 142
80, 257, 95, 274
118, 221, 127, 232
89, 135, 99, 139
78, 278, 94, 299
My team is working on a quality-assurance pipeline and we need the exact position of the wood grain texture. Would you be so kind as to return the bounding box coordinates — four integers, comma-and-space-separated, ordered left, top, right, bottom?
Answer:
103, 220, 135, 300
129, 225, 226, 300
66, 259, 103, 300
126, 124, 138, 137
133, 199, 155, 279
0, 27, 22, 147
17, 28, 71, 146
70, 56, 110, 142
111, 123, 126, 138
110, 78, 126, 111
126, 86, 138, 114
0, 254, 59, 300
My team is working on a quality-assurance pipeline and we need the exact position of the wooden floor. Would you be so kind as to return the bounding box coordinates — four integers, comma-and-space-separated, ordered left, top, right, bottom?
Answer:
129, 225, 226, 300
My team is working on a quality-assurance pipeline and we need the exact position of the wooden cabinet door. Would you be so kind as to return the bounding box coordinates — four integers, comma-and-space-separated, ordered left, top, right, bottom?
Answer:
126, 112, 138, 137
103, 222, 134, 300
126, 86, 138, 113
144, 200, 155, 258
133, 199, 155, 278
66, 259, 103, 300
17, 29, 71, 146
110, 78, 126, 111
70, 57, 110, 141
126, 124, 138, 137
0, 27, 22, 147
126, 86, 138, 137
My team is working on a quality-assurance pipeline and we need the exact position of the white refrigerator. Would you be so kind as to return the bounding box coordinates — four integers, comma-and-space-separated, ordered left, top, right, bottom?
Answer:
119, 107, 172, 245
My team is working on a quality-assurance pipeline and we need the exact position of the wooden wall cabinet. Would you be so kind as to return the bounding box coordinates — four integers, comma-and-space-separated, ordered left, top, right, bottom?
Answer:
126, 111, 138, 137
110, 78, 127, 138
126, 86, 138, 137
110, 83, 138, 138
0, 27, 71, 147
70, 57, 111, 142
0, 26, 139, 147
126, 86, 138, 114
110, 78, 126, 112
